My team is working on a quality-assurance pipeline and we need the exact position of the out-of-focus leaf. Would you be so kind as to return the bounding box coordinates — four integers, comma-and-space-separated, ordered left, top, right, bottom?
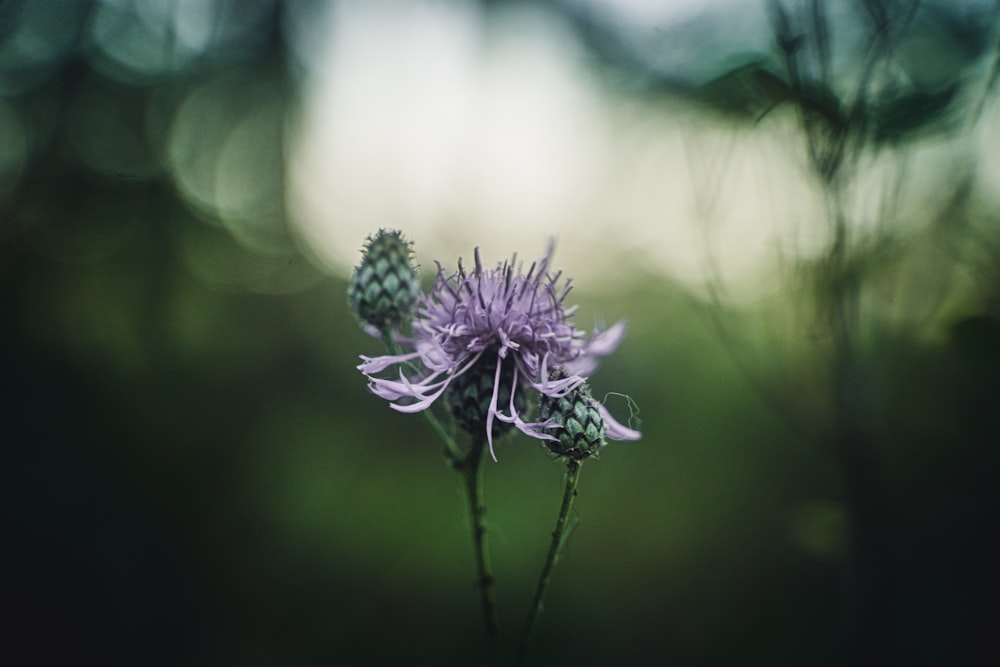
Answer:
871, 83, 960, 145
687, 61, 794, 119
674, 57, 848, 130
796, 79, 847, 129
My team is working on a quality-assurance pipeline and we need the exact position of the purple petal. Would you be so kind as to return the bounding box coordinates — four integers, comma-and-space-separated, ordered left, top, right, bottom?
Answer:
528, 373, 585, 397
387, 374, 453, 413
493, 365, 559, 443
368, 368, 450, 402
512, 418, 559, 441
368, 381, 413, 401
358, 351, 421, 374
587, 321, 627, 356
484, 355, 504, 461
597, 403, 641, 441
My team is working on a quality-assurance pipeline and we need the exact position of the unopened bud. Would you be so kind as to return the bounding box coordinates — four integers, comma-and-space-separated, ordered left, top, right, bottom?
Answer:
348, 229, 419, 332
538, 370, 606, 461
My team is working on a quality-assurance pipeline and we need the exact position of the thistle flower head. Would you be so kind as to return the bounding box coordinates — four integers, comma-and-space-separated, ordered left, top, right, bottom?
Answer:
348, 229, 419, 334
358, 241, 640, 460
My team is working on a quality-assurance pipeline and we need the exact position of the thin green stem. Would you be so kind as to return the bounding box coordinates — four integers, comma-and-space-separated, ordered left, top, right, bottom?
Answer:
518, 459, 583, 662
458, 440, 499, 657
423, 407, 463, 463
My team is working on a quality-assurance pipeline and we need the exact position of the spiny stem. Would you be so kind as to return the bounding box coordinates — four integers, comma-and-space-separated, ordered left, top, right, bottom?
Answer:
458, 439, 499, 656
381, 331, 463, 462
518, 459, 583, 662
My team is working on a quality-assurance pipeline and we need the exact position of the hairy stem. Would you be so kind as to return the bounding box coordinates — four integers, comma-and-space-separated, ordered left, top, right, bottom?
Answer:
518, 459, 583, 661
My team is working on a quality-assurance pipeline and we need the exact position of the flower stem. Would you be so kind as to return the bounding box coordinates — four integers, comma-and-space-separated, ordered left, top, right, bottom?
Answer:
518, 459, 583, 661
457, 439, 499, 657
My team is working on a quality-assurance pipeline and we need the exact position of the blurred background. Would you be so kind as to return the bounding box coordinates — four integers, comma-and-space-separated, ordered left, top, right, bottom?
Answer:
3, 0, 999, 665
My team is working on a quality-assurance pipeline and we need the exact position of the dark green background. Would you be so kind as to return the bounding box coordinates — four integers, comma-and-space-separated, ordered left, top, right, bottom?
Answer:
4, 1, 998, 665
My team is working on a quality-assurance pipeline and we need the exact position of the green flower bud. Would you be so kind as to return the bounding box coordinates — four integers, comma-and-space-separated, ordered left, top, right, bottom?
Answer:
538, 370, 605, 461
348, 229, 419, 332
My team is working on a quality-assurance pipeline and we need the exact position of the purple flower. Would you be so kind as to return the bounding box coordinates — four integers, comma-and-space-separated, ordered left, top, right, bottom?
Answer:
358, 242, 640, 460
